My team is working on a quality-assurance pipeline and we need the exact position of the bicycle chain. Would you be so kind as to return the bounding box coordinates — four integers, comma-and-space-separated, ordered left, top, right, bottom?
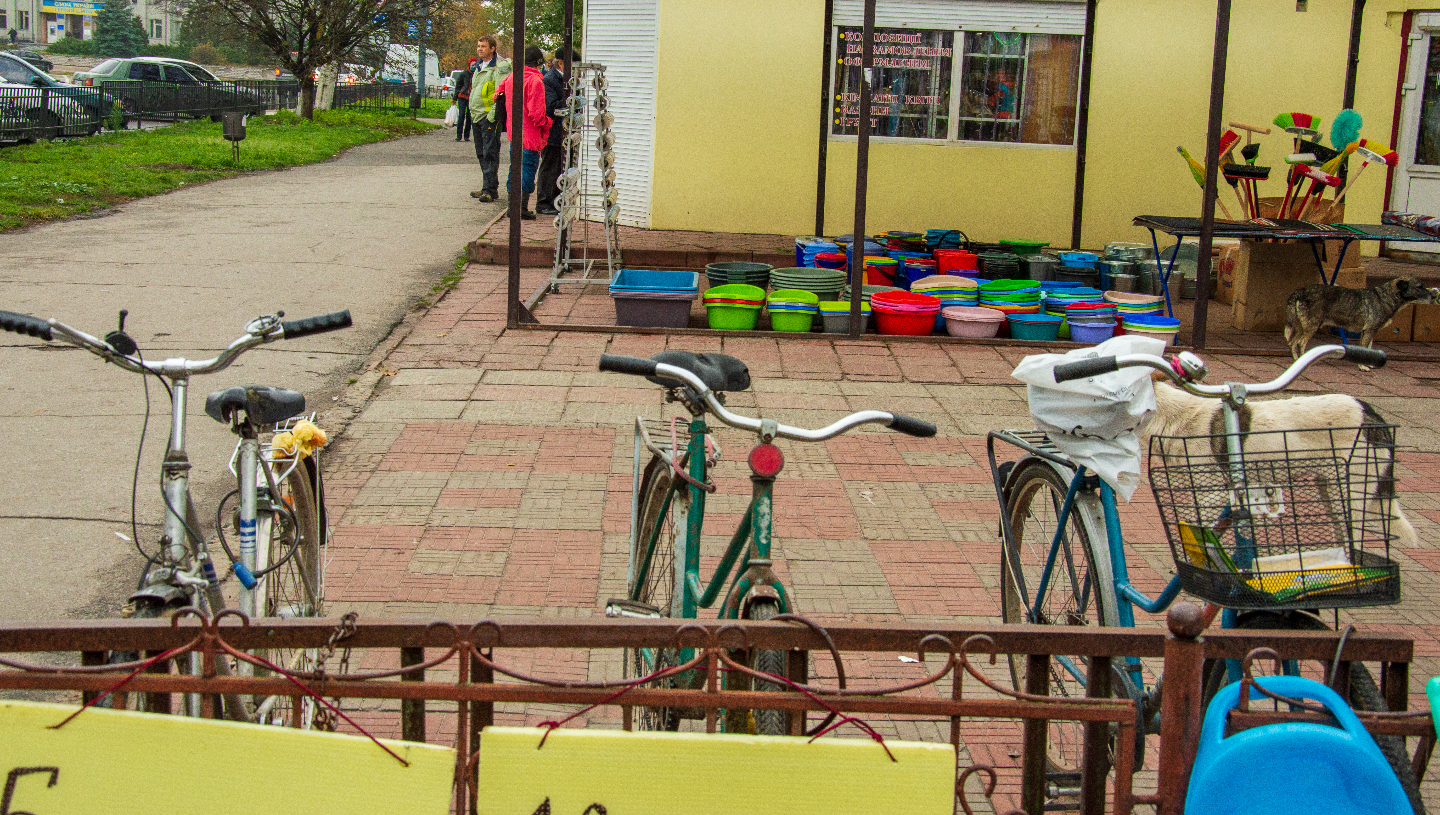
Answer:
311, 611, 357, 731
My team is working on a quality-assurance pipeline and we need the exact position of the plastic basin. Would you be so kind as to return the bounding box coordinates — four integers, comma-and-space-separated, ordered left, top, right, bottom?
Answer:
941, 306, 1005, 338
1069, 320, 1117, 344
770, 310, 815, 332
1007, 313, 1062, 341
706, 302, 762, 330
875, 310, 938, 336
1000, 239, 1050, 255
611, 269, 700, 293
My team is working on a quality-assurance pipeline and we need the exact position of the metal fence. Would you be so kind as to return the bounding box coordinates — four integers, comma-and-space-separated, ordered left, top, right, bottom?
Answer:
0, 85, 106, 141
333, 81, 417, 111
97, 78, 294, 123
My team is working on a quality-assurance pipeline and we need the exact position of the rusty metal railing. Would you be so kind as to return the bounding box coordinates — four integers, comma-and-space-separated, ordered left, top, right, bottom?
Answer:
0, 604, 1427, 815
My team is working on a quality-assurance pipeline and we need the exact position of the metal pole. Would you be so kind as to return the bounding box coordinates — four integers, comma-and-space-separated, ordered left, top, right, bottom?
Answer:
1343, 0, 1366, 109
507, 0, 527, 328
847, 0, 875, 339
1069, 0, 1098, 250
1192, 0, 1231, 351
814, 0, 834, 237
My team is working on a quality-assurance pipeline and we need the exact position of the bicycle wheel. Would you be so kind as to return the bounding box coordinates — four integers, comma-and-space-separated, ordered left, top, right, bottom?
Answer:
1000, 459, 1113, 773
624, 455, 683, 731
746, 598, 788, 736
1201, 612, 1425, 815
250, 457, 324, 727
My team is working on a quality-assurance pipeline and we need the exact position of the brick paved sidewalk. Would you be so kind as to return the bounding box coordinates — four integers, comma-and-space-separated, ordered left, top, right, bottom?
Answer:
320, 260, 1440, 806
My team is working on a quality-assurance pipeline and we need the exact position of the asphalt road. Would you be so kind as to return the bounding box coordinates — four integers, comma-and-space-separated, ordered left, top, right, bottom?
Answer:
0, 124, 503, 622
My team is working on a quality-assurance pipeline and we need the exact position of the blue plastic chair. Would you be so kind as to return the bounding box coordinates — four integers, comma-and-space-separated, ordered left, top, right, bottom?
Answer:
1186, 675, 1411, 815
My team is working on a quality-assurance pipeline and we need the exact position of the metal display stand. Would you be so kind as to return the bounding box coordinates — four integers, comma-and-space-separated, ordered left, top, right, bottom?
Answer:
545, 62, 621, 294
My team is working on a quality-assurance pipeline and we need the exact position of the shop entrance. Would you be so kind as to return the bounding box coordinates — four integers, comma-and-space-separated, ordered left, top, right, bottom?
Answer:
1393, 12, 1440, 257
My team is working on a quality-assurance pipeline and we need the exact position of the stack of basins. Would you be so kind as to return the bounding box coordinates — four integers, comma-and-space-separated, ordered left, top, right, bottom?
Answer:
799, 239, 841, 268
842, 284, 901, 306
979, 279, 1041, 340
771, 267, 845, 301
1105, 291, 1166, 322
1000, 239, 1049, 256
702, 283, 766, 330
1121, 314, 1181, 345
608, 270, 700, 328
1055, 251, 1100, 287
1041, 284, 1105, 339
837, 235, 886, 267
1063, 301, 1119, 343
912, 275, 978, 332
897, 257, 939, 289
976, 251, 1021, 279
871, 290, 942, 336
705, 262, 772, 291
1101, 242, 1152, 294
814, 252, 848, 271
862, 256, 902, 287
940, 306, 1006, 338
817, 300, 872, 333
1106, 292, 1172, 343
881, 231, 928, 255
935, 248, 979, 276
767, 288, 819, 333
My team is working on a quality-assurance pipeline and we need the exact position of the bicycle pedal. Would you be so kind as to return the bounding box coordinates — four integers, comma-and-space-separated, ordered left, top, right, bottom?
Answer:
604, 598, 661, 618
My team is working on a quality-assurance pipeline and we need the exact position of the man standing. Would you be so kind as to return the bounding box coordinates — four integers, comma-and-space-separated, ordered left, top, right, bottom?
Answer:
468, 36, 510, 203
535, 48, 578, 216
453, 57, 475, 142
494, 46, 551, 220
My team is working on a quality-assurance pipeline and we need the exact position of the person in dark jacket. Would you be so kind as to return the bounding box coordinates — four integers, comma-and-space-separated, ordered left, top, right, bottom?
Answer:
535, 48, 579, 216
453, 58, 475, 142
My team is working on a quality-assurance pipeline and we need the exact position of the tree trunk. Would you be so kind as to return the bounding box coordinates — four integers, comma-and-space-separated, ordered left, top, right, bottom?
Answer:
315, 63, 339, 111
299, 75, 316, 120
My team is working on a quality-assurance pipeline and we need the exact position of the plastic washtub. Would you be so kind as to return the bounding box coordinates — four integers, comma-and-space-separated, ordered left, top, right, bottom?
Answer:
611, 293, 697, 328
1069, 320, 1117, 344
704, 281, 765, 330
611, 269, 701, 292
999, 239, 1050, 255
769, 308, 816, 332
1007, 313, 1062, 341
941, 306, 1006, 338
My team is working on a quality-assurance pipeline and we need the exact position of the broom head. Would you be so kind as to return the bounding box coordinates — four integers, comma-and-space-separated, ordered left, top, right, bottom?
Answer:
1273, 111, 1321, 139
1285, 152, 1318, 165
1356, 138, 1399, 166
1298, 164, 1342, 186
1223, 163, 1270, 181
1218, 129, 1240, 161
1330, 108, 1363, 150
1298, 138, 1340, 165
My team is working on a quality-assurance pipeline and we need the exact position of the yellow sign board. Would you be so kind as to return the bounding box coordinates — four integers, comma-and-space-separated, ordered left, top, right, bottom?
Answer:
0, 700, 454, 813
477, 726, 956, 815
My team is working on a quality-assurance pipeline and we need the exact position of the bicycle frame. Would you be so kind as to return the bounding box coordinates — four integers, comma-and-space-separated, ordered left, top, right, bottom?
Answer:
627, 416, 789, 624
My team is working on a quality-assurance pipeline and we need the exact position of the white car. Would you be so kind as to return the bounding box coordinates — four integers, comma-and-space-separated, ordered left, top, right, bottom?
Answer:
0, 81, 88, 142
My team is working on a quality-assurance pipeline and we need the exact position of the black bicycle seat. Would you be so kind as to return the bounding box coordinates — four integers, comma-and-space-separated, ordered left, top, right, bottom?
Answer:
204, 385, 306, 426
647, 351, 750, 393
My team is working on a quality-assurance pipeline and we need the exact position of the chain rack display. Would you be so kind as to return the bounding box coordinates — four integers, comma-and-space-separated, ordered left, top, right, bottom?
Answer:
543, 62, 621, 294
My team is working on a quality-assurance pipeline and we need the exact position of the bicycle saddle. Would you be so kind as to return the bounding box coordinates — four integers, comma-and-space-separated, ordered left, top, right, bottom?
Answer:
647, 351, 750, 393
205, 386, 306, 426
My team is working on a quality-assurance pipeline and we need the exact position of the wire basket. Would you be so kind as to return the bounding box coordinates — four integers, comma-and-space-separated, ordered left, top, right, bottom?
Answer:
1147, 424, 1401, 611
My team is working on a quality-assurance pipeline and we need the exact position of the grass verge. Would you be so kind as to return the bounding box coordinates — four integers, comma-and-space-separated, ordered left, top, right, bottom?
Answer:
0, 108, 437, 231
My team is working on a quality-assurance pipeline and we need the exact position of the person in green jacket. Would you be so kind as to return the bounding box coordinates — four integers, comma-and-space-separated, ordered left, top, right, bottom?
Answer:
468, 36, 511, 202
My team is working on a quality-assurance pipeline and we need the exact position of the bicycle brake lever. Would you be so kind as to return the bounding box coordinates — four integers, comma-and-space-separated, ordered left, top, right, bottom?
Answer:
105, 309, 138, 356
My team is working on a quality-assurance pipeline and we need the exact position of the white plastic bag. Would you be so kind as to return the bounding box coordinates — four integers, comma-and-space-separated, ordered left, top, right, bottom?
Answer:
443, 103, 459, 127
1011, 335, 1167, 500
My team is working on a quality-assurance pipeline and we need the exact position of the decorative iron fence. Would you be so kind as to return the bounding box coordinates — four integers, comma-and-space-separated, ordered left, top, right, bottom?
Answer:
0, 84, 106, 141
0, 605, 1429, 815
333, 81, 417, 111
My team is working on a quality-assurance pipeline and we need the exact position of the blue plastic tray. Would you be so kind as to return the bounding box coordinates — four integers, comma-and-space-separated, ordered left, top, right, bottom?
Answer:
609, 269, 700, 294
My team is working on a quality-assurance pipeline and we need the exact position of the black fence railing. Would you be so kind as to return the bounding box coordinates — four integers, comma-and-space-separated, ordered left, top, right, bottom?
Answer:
0, 84, 108, 141
96, 79, 297, 123
333, 81, 417, 111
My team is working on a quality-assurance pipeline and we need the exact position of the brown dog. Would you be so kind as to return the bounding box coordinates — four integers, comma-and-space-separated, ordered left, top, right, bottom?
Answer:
1285, 276, 1437, 362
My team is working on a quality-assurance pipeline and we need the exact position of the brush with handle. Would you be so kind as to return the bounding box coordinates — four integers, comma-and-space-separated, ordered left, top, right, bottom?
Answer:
1279, 153, 1316, 218
1291, 164, 1342, 221
1333, 138, 1399, 206
1214, 129, 1245, 215
1273, 112, 1322, 215
1224, 163, 1269, 219
1326, 109, 1363, 186
1178, 146, 1235, 220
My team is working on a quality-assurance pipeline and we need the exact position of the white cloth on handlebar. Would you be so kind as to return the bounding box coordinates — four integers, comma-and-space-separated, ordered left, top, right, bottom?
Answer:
1011, 335, 1167, 500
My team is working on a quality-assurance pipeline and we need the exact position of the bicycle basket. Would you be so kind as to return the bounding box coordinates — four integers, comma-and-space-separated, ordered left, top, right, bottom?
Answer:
1147, 424, 1401, 611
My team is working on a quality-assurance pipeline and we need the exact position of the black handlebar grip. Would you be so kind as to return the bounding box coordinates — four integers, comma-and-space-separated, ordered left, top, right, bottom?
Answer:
598, 354, 659, 377
888, 413, 937, 438
280, 310, 352, 339
1054, 357, 1120, 383
1341, 346, 1387, 369
0, 310, 52, 341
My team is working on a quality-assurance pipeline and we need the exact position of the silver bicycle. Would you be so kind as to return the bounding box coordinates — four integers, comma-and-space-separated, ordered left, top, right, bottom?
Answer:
0, 307, 351, 725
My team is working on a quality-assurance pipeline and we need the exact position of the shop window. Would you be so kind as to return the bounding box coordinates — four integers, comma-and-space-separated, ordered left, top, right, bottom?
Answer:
18, 11, 28, 31
149, 18, 162, 38
830, 26, 1082, 147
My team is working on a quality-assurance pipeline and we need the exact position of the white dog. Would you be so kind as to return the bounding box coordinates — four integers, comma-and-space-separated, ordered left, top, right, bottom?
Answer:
1144, 380, 1417, 549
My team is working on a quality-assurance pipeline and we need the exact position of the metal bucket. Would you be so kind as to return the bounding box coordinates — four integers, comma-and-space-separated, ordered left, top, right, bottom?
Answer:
1097, 260, 1132, 291
1022, 255, 1058, 282
1110, 273, 1139, 293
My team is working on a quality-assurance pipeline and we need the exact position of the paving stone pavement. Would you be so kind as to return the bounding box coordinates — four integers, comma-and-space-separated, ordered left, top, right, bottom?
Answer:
322, 261, 1440, 807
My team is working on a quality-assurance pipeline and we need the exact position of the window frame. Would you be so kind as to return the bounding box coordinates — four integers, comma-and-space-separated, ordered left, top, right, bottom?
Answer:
17, 11, 29, 31
827, 24, 1083, 151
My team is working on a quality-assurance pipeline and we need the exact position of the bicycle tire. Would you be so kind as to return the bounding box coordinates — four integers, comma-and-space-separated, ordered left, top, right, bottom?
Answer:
1000, 459, 1115, 774
746, 599, 788, 736
1201, 612, 1425, 815
250, 456, 324, 727
101, 597, 176, 713
624, 455, 682, 731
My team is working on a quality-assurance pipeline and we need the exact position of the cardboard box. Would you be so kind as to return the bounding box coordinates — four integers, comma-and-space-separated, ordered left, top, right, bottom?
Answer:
1412, 303, 1440, 343
1378, 304, 1415, 343
1213, 244, 1238, 305
1255, 197, 1360, 270
1232, 241, 1329, 331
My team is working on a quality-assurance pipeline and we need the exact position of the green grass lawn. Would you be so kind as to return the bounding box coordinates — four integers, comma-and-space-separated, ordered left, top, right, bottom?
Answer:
0, 109, 437, 231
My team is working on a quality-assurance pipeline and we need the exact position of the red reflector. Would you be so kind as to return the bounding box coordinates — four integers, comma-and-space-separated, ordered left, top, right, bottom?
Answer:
83, 78, 92, 86
748, 444, 784, 477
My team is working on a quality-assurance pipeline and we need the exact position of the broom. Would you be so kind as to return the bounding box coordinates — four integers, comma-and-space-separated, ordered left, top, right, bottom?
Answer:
1215, 130, 1247, 216
1229, 122, 1269, 217
1224, 163, 1270, 219
1333, 138, 1399, 206
1291, 165, 1342, 221
1274, 112, 1322, 215
1178, 146, 1236, 220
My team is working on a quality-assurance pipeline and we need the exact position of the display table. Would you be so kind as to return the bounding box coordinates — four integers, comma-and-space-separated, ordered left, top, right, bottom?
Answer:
1131, 216, 1440, 320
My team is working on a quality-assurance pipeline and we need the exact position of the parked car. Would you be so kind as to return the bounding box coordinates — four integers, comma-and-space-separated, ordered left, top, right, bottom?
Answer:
7, 49, 53, 74
0, 80, 88, 142
0, 51, 107, 137
73, 56, 266, 119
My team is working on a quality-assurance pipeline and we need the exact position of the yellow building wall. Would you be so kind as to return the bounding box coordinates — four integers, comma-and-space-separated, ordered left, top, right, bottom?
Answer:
650, 0, 1412, 251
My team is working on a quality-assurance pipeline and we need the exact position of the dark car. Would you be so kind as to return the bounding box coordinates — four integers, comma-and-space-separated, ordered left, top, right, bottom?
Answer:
73, 57, 265, 119
8, 49, 53, 74
0, 51, 108, 137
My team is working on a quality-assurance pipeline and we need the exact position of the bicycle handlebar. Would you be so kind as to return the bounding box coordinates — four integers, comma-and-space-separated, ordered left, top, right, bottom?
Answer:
0, 309, 352, 378
1052, 343, 1384, 396
599, 353, 937, 440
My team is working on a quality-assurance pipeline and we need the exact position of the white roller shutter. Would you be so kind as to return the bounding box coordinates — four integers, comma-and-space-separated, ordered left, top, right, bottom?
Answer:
582, 0, 657, 227
834, 0, 1086, 35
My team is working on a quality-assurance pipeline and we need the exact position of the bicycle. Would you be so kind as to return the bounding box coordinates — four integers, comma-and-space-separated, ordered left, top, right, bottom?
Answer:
597, 351, 936, 734
0, 307, 351, 726
988, 342, 1425, 812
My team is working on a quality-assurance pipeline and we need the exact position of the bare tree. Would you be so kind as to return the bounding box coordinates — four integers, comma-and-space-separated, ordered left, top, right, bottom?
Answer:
181, 0, 461, 119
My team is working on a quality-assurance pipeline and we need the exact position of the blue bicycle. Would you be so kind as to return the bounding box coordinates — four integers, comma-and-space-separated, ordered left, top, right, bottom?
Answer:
988, 343, 1423, 812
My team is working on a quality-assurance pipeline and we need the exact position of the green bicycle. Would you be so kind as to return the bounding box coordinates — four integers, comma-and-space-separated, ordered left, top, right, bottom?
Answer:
600, 351, 936, 734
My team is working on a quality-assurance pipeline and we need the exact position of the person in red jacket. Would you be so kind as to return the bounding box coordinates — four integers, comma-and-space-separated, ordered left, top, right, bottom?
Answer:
494, 46, 552, 220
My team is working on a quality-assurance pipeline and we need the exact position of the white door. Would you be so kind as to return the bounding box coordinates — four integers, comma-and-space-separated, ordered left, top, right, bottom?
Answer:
1393, 13, 1440, 256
